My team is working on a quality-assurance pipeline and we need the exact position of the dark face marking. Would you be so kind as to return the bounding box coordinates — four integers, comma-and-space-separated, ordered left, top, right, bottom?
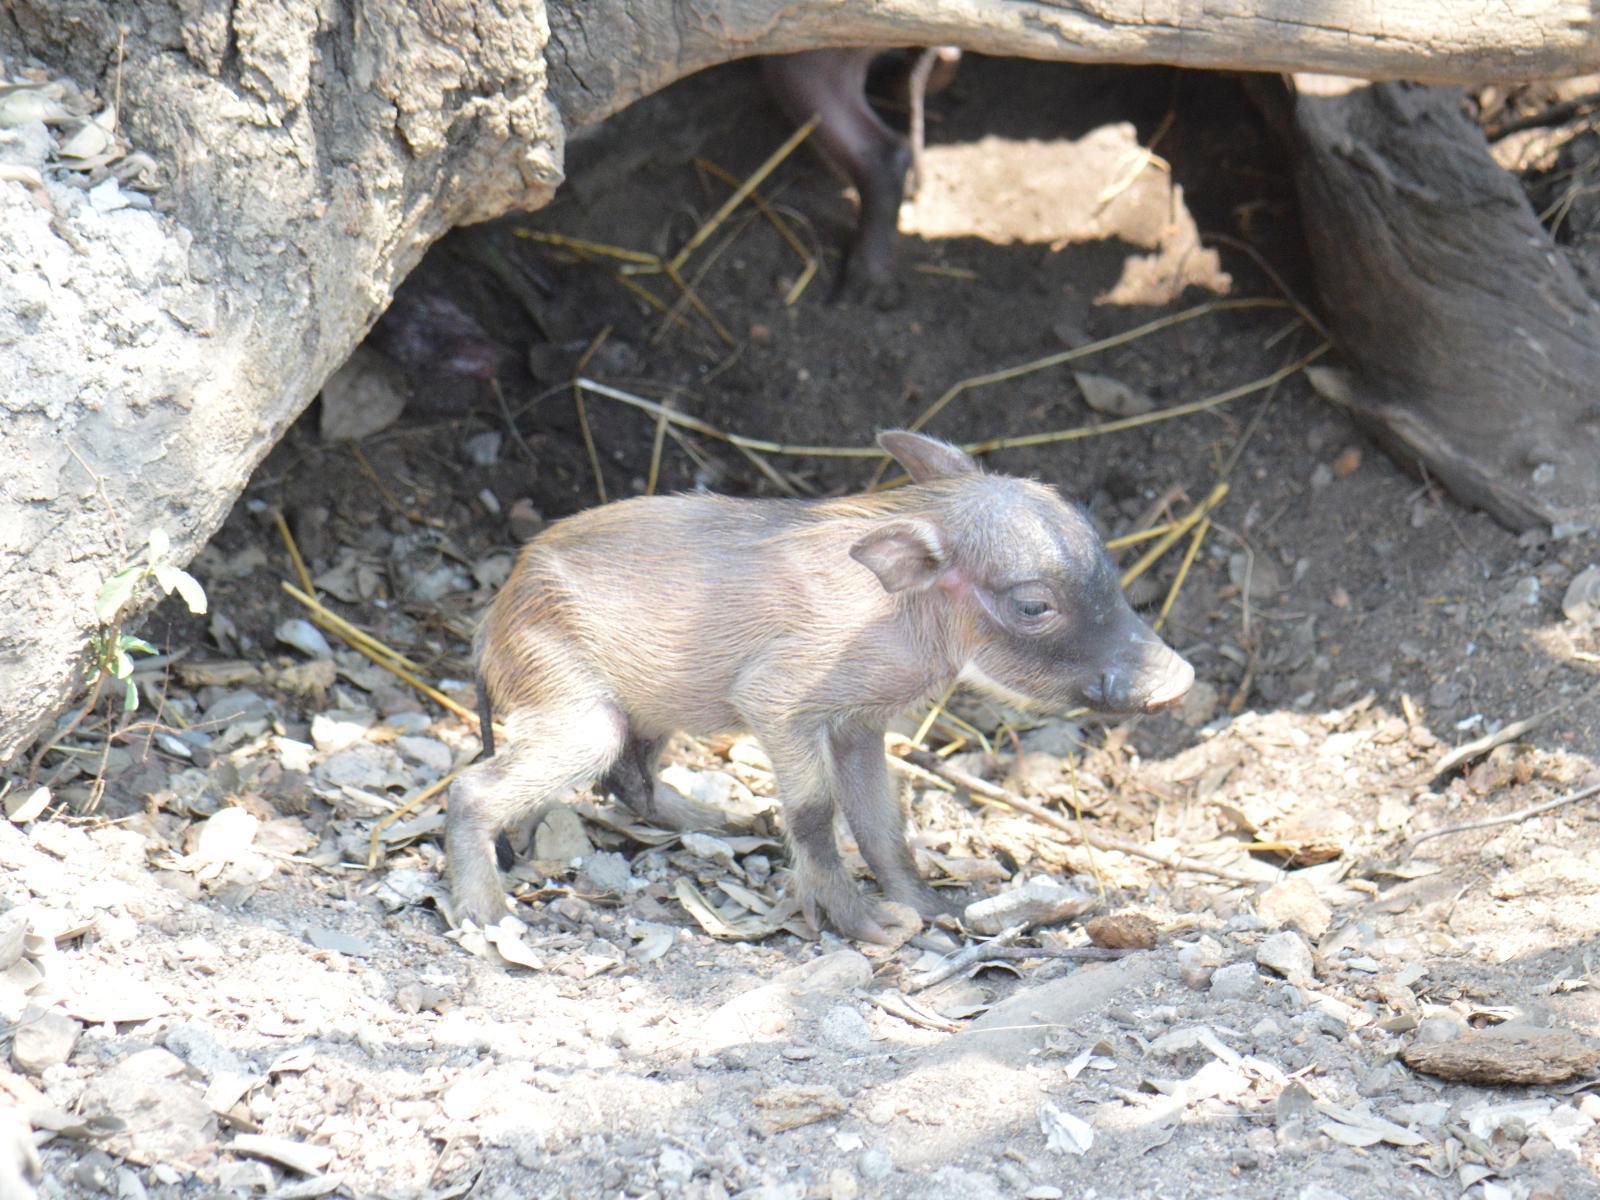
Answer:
952, 482, 1191, 714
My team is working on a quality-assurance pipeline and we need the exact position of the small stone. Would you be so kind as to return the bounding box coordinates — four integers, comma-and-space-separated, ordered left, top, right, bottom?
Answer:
818, 1004, 874, 1052
203, 690, 270, 726
508, 499, 544, 542
929, 1166, 1006, 1199
216, 1161, 275, 1193
310, 709, 376, 753
393, 735, 453, 773
1562, 565, 1600, 624
1256, 931, 1316, 981
395, 982, 451, 1015
534, 808, 593, 863
1413, 1015, 1462, 1044
305, 928, 374, 957
274, 618, 334, 659
1176, 679, 1219, 728
1211, 963, 1261, 1000
963, 877, 1095, 935
11, 1008, 81, 1073
1258, 877, 1333, 941
1074, 371, 1154, 418
1085, 912, 1158, 950
464, 430, 503, 466
1251, 1016, 1284, 1041
577, 851, 633, 897
858, 1148, 893, 1184
657, 1146, 695, 1186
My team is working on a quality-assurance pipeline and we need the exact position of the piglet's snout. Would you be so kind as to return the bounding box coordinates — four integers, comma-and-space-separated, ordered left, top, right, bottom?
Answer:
1086, 636, 1194, 713
1137, 649, 1195, 711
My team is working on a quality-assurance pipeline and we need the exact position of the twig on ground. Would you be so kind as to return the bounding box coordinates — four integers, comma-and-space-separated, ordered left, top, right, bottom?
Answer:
271, 509, 317, 595
1157, 517, 1211, 633
904, 748, 1257, 885
666, 115, 819, 275
899, 296, 1295, 440
367, 772, 458, 869
1432, 706, 1561, 780
959, 343, 1330, 458
492, 378, 540, 468
906, 923, 1029, 993
1119, 483, 1228, 590
694, 157, 819, 305
1489, 92, 1600, 140
1201, 231, 1330, 342
1432, 681, 1600, 780
573, 328, 613, 504
280, 582, 476, 725
862, 989, 964, 1033
1407, 780, 1600, 854
575, 379, 880, 459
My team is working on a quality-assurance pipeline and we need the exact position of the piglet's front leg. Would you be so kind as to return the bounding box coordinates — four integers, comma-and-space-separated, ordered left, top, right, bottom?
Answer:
760, 726, 904, 943
830, 725, 951, 922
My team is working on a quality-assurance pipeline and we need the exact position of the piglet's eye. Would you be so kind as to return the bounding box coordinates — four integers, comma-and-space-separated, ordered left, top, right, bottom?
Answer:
1015, 597, 1053, 619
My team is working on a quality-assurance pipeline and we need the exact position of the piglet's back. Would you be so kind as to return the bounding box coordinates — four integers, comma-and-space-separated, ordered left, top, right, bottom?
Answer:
478, 493, 894, 734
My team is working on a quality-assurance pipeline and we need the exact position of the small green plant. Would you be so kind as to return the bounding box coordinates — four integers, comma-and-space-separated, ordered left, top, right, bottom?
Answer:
93, 528, 208, 711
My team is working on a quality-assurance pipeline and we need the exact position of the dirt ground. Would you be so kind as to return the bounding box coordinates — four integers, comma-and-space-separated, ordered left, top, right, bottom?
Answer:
5, 58, 1600, 1200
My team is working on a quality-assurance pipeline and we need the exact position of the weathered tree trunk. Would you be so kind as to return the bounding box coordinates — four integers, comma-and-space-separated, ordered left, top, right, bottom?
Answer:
1, 0, 1599, 764
1283, 78, 1600, 531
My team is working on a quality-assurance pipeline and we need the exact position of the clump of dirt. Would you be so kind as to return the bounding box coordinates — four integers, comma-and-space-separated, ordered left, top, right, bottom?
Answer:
5, 58, 1600, 1200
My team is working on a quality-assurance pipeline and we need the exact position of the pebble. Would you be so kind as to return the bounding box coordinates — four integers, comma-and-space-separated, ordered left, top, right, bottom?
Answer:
203, 690, 270, 726
1258, 877, 1332, 941
1563, 565, 1600, 624
534, 808, 593, 862
274, 617, 334, 659
817, 1004, 873, 1052
578, 851, 633, 897
1412, 1015, 1462, 1044
11, 1008, 80, 1074
928, 1166, 1005, 1199
1176, 678, 1220, 727
310, 709, 376, 753
1211, 962, 1261, 1000
963, 877, 1094, 935
857, 1149, 893, 1184
1256, 931, 1316, 981
393, 735, 453, 773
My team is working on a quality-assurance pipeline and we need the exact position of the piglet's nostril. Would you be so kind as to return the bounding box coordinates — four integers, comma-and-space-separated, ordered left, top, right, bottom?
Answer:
1094, 669, 1130, 711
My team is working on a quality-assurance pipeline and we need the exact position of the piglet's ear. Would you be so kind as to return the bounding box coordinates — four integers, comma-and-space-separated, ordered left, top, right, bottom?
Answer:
850, 519, 948, 594
877, 431, 980, 483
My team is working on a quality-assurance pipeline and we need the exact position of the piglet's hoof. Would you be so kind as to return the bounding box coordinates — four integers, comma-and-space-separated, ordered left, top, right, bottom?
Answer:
831, 262, 906, 311
813, 892, 922, 947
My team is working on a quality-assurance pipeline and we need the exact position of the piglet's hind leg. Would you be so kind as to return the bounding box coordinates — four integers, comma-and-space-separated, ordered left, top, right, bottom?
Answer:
445, 703, 628, 927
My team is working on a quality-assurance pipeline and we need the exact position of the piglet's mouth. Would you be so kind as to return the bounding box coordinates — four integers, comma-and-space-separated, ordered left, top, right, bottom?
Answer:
1138, 655, 1196, 712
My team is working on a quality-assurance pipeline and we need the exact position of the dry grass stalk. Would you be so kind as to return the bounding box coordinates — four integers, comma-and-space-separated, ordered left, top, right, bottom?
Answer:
366, 772, 457, 869
279, 582, 474, 724
572, 328, 613, 504
695, 156, 819, 305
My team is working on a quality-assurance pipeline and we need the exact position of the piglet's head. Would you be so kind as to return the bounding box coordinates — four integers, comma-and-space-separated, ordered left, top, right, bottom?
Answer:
852, 431, 1194, 715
